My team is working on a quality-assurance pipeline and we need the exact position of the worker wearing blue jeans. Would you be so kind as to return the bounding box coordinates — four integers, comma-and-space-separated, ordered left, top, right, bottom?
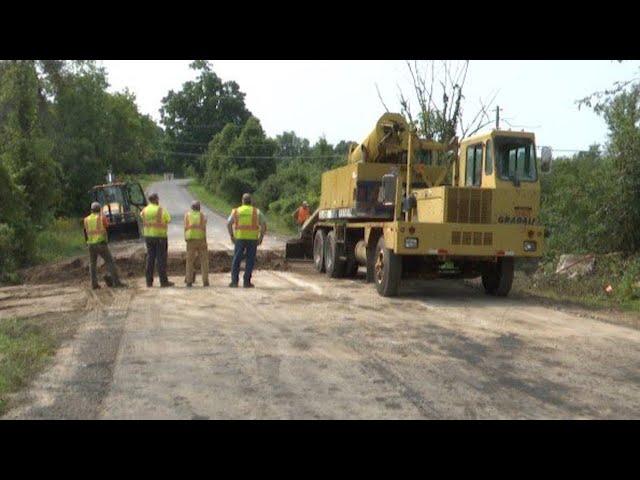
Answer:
230, 239, 258, 287
227, 193, 267, 288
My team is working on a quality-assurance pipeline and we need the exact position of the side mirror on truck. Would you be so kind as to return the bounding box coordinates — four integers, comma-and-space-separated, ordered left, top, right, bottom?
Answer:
540, 146, 552, 173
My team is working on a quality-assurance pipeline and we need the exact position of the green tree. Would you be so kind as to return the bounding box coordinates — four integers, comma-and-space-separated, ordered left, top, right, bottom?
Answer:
103, 89, 161, 174
0, 162, 31, 279
540, 146, 618, 255
208, 117, 277, 202
601, 85, 640, 251
275, 131, 310, 157
203, 122, 242, 193
41, 61, 164, 214
0, 60, 58, 226
160, 61, 251, 176
579, 68, 640, 253
48, 62, 110, 214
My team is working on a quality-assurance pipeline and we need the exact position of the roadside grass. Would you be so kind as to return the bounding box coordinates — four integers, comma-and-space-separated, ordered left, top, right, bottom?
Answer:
187, 179, 297, 237
34, 218, 85, 264
512, 254, 640, 313
0, 318, 57, 416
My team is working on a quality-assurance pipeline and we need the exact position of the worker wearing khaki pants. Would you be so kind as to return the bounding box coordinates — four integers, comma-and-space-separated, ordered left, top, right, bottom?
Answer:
184, 201, 209, 287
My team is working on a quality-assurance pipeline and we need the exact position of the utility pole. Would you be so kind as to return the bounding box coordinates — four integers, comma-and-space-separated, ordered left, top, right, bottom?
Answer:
495, 106, 502, 129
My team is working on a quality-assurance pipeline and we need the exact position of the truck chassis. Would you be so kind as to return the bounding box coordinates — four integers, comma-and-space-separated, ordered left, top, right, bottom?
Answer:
310, 219, 543, 297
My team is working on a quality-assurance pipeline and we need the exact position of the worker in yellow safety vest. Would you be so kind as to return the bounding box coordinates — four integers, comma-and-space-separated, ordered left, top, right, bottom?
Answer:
226, 193, 267, 288
140, 192, 174, 287
83, 202, 126, 289
184, 200, 209, 287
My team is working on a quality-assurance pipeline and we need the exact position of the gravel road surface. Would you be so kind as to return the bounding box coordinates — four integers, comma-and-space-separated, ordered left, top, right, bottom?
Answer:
3, 180, 639, 419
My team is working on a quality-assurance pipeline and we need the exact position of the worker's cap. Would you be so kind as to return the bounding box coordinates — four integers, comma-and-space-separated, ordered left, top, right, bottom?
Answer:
191, 200, 201, 210
91, 202, 101, 212
148, 192, 159, 202
302, 201, 309, 206
242, 193, 252, 204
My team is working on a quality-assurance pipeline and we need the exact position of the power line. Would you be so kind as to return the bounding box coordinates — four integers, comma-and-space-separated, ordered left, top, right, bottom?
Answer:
153, 147, 592, 160
151, 149, 345, 160
161, 139, 298, 147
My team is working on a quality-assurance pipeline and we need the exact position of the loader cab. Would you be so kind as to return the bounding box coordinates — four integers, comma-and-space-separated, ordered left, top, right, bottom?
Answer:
457, 130, 542, 191
89, 181, 148, 241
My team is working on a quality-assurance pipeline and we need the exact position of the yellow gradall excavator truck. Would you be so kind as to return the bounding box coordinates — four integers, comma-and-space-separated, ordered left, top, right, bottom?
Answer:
285, 113, 551, 297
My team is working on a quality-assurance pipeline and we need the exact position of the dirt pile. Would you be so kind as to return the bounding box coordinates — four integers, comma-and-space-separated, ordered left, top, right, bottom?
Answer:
20, 249, 289, 285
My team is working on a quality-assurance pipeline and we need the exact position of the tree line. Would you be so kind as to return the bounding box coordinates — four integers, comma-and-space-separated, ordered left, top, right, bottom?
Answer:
160, 61, 353, 229
0, 60, 164, 279
541, 76, 640, 257
0, 60, 352, 281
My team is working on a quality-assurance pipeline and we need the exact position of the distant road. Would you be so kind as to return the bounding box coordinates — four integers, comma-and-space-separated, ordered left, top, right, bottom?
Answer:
145, 178, 286, 251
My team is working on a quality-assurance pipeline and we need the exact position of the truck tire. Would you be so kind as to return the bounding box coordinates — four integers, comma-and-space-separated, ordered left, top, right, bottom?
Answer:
325, 230, 346, 278
313, 230, 327, 272
481, 258, 514, 297
374, 236, 401, 296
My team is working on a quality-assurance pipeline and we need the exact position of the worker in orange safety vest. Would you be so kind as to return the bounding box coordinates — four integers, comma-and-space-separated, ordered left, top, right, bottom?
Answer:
292, 201, 310, 232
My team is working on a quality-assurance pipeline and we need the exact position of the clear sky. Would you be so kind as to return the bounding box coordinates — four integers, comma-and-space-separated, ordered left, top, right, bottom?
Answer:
100, 60, 640, 153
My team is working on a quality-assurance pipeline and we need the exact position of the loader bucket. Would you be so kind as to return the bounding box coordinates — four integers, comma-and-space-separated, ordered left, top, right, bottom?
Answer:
107, 220, 141, 242
284, 208, 318, 261
285, 238, 312, 261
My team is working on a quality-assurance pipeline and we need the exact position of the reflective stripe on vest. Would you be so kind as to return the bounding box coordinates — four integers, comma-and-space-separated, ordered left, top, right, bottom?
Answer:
233, 205, 260, 240
142, 205, 168, 237
84, 213, 107, 244
184, 211, 206, 240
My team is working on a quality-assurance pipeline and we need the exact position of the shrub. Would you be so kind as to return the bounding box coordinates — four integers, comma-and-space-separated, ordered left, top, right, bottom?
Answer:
216, 168, 257, 203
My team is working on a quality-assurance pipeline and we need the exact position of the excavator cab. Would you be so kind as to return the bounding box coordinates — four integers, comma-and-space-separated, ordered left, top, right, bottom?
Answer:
89, 181, 148, 241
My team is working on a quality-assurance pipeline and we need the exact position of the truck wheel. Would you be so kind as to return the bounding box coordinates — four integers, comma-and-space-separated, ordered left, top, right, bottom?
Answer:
325, 230, 346, 278
481, 258, 514, 297
374, 236, 401, 296
313, 230, 327, 273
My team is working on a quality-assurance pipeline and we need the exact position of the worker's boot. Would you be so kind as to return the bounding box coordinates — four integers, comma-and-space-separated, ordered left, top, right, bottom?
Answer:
228, 282, 238, 288
243, 282, 255, 288
186, 282, 193, 288
114, 280, 127, 288
160, 281, 175, 288
92, 284, 101, 290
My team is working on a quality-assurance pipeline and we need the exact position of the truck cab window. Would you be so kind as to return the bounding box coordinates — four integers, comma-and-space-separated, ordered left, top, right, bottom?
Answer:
496, 137, 537, 182
465, 144, 482, 187
485, 140, 493, 175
